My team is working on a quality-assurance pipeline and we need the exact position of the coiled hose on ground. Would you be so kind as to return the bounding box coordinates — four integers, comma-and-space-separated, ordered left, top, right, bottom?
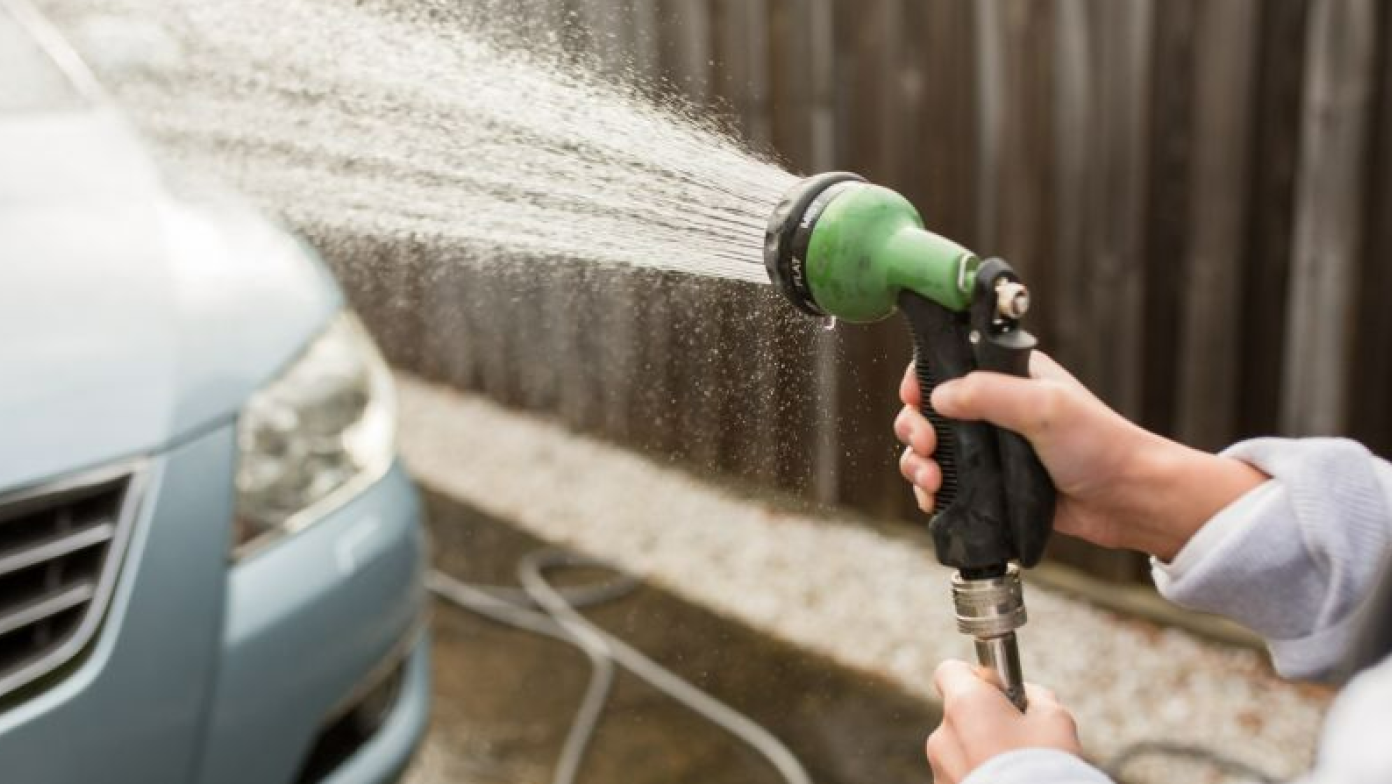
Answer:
427, 549, 813, 784
428, 550, 1276, 784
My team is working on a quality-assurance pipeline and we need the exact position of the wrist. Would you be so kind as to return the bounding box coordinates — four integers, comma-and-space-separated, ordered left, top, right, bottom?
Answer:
1127, 437, 1267, 561
962, 749, 1111, 784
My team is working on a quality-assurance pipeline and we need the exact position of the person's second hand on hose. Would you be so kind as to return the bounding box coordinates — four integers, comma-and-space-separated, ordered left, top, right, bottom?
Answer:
893, 352, 1392, 784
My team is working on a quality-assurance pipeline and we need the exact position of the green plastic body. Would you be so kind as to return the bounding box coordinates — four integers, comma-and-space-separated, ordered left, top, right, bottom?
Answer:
806, 184, 978, 321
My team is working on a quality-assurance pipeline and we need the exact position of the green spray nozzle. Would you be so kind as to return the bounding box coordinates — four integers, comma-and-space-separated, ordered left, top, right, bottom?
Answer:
764, 172, 979, 322
765, 172, 1057, 715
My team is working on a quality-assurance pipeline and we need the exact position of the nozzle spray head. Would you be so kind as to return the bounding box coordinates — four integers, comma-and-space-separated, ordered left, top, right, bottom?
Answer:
764, 173, 979, 322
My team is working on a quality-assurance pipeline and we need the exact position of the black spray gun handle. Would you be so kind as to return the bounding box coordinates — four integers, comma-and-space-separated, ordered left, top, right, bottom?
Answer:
897, 258, 1054, 712
896, 257, 1055, 575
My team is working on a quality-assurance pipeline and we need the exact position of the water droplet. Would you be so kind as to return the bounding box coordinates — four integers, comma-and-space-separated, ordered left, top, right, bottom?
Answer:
822, 316, 838, 332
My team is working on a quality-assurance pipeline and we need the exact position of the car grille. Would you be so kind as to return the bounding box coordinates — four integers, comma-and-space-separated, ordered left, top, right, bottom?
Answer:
0, 464, 143, 703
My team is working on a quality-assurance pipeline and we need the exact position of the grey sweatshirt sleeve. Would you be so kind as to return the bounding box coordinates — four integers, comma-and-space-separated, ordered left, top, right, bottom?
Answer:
1293, 656, 1392, 784
961, 749, 1114, 784
956, 438, 1392, 784
959, 660, 1392, 784
1151, 437, 1392, 680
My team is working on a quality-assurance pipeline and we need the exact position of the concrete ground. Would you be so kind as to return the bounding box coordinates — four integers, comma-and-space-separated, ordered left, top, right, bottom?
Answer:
395, 374, 1332, 784
400, 492, 937, 784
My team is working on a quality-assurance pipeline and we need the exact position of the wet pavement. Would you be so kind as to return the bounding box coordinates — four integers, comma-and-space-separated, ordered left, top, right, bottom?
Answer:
403, 489, 939, 784
395, 377, 1330, 784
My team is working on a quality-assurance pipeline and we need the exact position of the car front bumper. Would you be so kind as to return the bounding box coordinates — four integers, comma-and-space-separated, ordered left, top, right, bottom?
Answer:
320, 636, 430, 784
196, 461, 431, 784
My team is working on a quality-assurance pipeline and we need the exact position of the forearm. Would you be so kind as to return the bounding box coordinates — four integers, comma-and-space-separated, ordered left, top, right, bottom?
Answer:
1149, 438, 1392, 680
1117, 435, 1268, 561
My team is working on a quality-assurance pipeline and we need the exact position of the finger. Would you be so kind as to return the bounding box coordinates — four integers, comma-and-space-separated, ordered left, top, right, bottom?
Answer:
934, 659, 1015, 717
894, 406, 937, 456
898, 447, 918, 481
932, 659, 978, 696
899, 449, 943, 493
933, 659, 996, 703
1020, 691, 1080, 746
900, 362, 922, 407
1028, 350, 1071, 382
1025, 682, 1060, 705
926, 726, 967, 784
930, 372, 1064, 441
1021, 684, 1074, 725
1029, 351, 1093, 398
912, 485, 935, 514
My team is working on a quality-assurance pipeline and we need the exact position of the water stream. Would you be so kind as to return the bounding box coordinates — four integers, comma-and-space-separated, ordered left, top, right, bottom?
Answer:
38, 0, 798, 284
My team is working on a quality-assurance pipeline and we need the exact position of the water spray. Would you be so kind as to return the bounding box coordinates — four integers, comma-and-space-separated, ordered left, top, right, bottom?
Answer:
765, 172, 1055, 711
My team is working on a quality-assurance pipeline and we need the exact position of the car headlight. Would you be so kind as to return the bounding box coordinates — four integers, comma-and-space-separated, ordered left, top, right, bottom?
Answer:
233, 312, 395, 559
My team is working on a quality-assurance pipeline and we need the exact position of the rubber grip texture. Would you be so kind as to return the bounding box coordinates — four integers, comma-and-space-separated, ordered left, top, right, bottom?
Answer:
898, 292, 1013, 572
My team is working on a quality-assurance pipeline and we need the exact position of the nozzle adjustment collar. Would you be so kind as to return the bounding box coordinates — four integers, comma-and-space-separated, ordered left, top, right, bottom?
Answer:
764, 172, 866, 316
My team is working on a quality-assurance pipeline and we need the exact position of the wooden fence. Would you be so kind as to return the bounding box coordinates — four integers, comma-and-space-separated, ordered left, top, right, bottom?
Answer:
335, 0, 1392, 583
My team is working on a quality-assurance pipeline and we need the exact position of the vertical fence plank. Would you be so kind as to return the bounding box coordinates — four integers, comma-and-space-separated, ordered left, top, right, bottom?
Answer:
1139, 0, 1196, 436
1173, 0, 1258, 450
973, 0, 1004, 250
516, 262, 558, 414
827, 0, 889, 513
1044, 0, 1153, 581
629, 272, 679, 457
884, 0, 930, 521
630, 0, 662, 83
765, 0, 816, 494
872, 0, 906, 184
737, 0, 775, 149
1348, 5, 1392, 457
1055, 0, 1150, 416
594, 270, 640, 443
711, 0, 772, 147
1280, 0, 1379, 436
334, 231, 427, 381
889, 0, 928, 213
420, 248, 480, 392
989, 0, 1057, 336
567, 267, 614, 434
1004, 0, 1131, 580
884, 0, 978, 522
914, 1, 978, 247
806, 0, 842, 505
661, 0, 713, 104
727, 0, 778, 452
572, 0, 628, 76
1059, 0, 1152, 421
597, 0, 663, 445
1051, 0, 1091, 379
655, 1, 725, 468
1236, 0, 1311, 441
767, 0, 807, 168
443, 255, 497, 396
559, 5, 621, 436
710, 0, 784, 484
1053, 0, 1152, 420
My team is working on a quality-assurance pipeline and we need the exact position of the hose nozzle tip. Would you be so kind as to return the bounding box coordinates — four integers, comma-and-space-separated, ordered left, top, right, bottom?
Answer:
996, 281, 1031, 319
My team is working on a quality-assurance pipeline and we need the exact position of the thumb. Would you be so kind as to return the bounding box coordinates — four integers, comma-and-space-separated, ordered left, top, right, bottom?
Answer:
930, 371, 1060, 441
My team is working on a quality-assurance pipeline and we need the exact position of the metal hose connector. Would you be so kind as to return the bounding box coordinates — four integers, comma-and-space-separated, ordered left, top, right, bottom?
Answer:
952, 565, 1029, 710
951, 564, 1027, 636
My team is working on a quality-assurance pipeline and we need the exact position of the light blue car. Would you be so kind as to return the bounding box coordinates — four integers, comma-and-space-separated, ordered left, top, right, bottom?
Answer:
0, 1, 431, 781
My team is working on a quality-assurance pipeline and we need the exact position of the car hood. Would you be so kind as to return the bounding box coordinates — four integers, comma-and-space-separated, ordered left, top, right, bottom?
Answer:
0, 109, 341, 491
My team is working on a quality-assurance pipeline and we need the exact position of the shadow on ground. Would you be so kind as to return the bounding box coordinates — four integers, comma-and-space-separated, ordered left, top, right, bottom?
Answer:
404, 488, 939, 784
